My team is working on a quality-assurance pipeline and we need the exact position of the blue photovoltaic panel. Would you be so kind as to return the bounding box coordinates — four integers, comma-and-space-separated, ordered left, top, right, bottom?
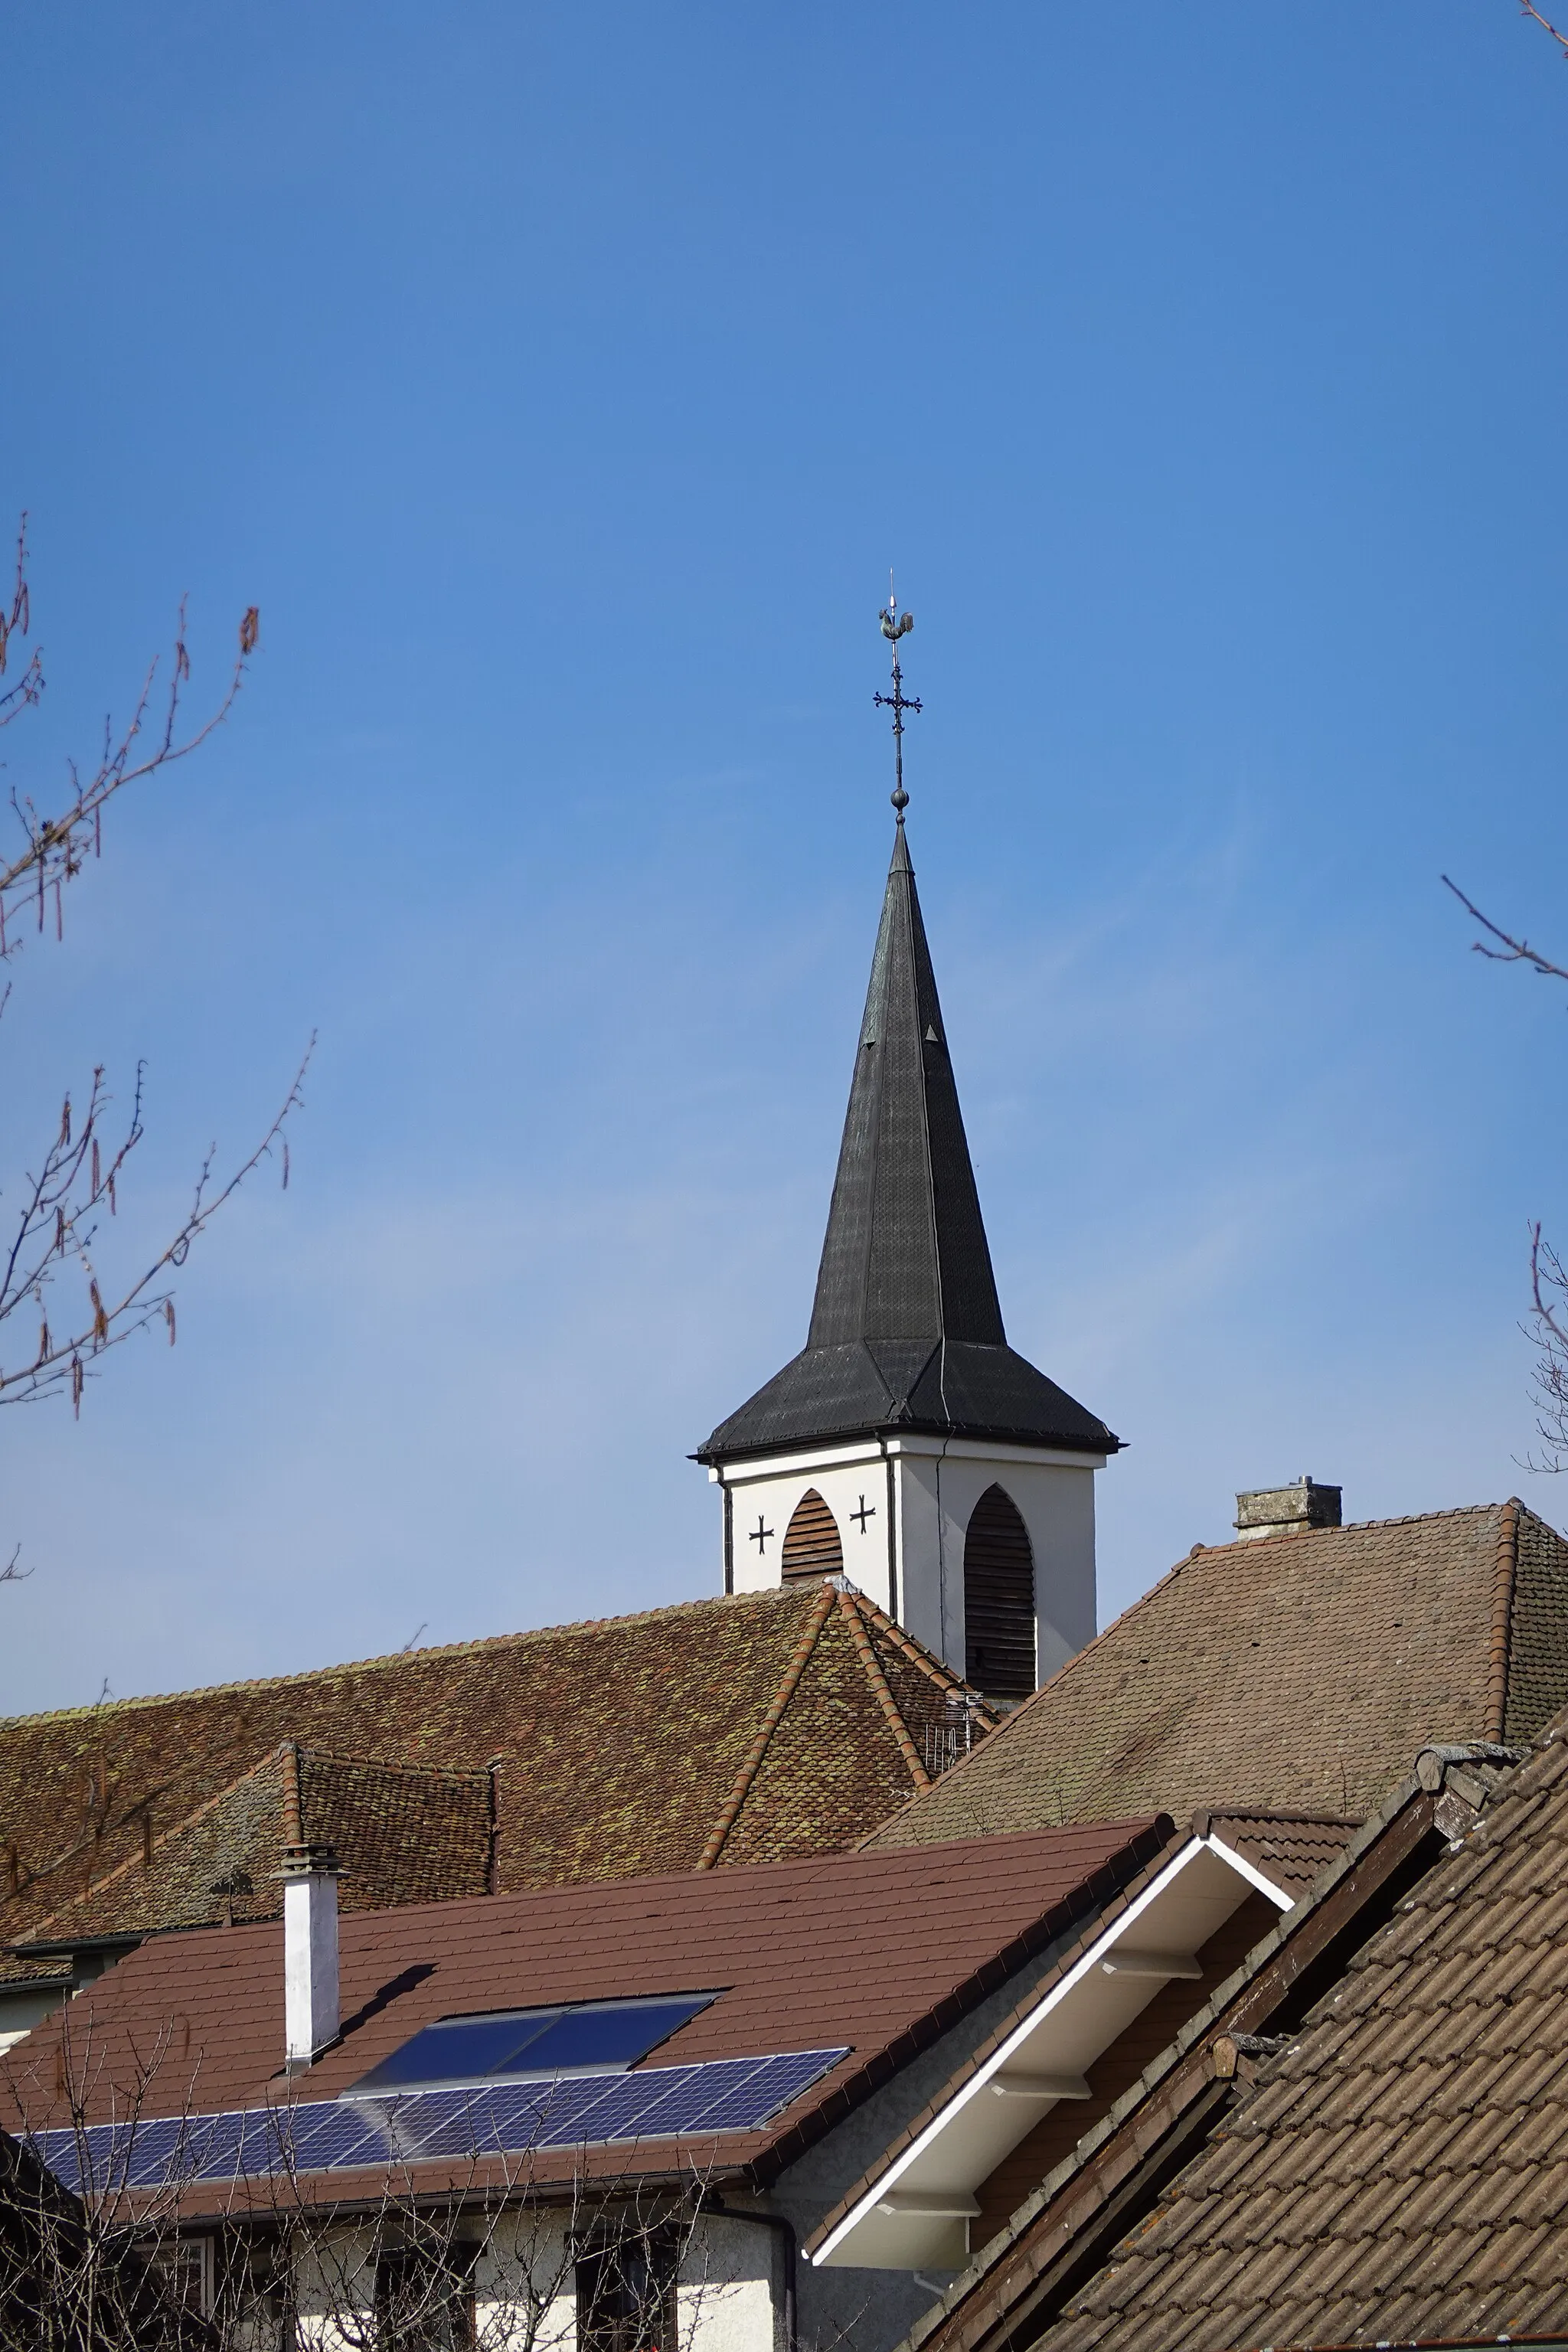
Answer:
349, 1994, 718, 2096
28, 2047, 848, 2196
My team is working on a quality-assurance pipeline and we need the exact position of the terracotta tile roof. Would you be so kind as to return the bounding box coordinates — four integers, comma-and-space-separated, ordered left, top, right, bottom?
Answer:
1029, 1719, 1568, 2350
897, 1746, 1519, 2352
1199, 1811, 1359, 1901
0, 1583, 991, 1955
865, 1502, 1568, 1844
9, 1748, 496, 1950
1, 1822, 1168, 2200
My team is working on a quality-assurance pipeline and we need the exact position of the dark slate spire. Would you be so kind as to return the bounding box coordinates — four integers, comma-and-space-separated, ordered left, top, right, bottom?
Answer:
808, 822, 1004, 1350
697, 825, 1119, 1465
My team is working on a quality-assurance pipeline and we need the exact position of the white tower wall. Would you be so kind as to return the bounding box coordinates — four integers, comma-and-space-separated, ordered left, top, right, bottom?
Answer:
714, 1434, 1104, 1689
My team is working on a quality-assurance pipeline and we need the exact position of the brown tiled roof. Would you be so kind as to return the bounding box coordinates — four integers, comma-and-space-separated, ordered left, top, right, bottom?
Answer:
865, 1502, 1568, 1844
0, 1583, 991, 1954
1, 1822, 1168, 2201
898, 1747, 1519, 2352
1034, 1720, 1568, 2351
11, 1749, 496, 1949
1199, 1811, 1358, 1901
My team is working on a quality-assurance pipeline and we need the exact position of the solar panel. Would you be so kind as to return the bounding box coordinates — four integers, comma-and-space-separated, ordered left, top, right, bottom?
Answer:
28, 2047, 848, 2196
348, 1994, 718, 2097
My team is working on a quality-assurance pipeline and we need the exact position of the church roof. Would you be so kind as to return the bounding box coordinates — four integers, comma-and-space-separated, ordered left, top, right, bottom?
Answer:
0, 1583, 995, 1971
862, 1499, 1568, 1840
699, 825, 1117, 1463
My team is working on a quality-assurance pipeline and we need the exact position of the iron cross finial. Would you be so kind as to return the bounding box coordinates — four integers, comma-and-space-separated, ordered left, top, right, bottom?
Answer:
874, 575, 920, 819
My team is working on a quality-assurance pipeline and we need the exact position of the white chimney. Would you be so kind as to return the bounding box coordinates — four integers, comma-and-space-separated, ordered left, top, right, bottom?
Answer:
283, 1844, 341, 2071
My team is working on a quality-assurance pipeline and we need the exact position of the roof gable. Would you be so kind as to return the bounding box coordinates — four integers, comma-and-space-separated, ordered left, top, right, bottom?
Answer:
897, 1741, 1517, 2352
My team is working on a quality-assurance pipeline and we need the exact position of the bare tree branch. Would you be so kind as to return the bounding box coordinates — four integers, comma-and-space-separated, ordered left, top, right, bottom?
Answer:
0, 520, 307, 1539
0, 521, 258, 966
4, 1998, 740, 2352
0, 1040, 313, 1414
1519, 0, 1568, 57
1442, 875, 1568, 983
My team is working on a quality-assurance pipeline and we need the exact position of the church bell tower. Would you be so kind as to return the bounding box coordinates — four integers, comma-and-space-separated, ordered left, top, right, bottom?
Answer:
695, 599, 1119, 1703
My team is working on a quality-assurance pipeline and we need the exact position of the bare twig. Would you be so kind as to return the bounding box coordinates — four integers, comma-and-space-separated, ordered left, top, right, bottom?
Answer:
1519, 0, 1568, 56
0, 524, 258, 967
1524, 1220, 1568, 1473
1442, 876, 1568, 983
0, 1040, 313, 1413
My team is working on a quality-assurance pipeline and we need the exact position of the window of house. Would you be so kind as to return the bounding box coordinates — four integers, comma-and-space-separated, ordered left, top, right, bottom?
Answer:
576, 2230, 677, 2352
347, 1994, 718, 2099
149, 2234, 214, 2319
376, 2244, 475, 2352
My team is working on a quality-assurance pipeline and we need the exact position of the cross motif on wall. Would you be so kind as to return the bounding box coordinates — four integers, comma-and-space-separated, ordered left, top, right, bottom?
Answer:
750, 1516, 774, 1553
850, 1495, 876, 1534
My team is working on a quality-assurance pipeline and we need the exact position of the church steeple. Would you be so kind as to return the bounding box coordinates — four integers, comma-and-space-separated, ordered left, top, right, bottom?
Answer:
807, 819, 1005, 1354
696, 601, 1118, 1697
696, 817, 1116, 1466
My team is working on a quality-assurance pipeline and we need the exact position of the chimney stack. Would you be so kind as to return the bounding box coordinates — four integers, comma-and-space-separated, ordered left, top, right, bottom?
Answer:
1234, 1476, 1342, 1542
283, 1842, 341, 2071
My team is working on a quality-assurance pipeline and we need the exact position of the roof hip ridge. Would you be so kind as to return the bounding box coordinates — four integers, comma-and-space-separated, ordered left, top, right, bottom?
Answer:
694, 1579, 841, 1870
1488, 1496, 1521, 1741
836, 1589, 931, 1792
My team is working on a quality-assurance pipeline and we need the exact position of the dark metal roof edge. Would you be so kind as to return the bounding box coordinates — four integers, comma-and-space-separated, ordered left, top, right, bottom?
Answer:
694, 1416, 1122, 1468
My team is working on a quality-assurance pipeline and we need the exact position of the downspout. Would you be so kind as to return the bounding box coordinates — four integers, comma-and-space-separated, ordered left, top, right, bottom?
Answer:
881, 1442, 898, 1621
704, 2200, 795, 2352
935, 1434, 953, 1670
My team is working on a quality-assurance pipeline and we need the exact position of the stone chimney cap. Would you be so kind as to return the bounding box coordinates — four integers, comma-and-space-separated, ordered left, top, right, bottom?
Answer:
1235, 1477, 1342, 1540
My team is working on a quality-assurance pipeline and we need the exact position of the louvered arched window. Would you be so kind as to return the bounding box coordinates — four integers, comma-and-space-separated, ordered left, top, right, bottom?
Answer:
781, 1488, 844, 1580
963, 1485, 1035, 1699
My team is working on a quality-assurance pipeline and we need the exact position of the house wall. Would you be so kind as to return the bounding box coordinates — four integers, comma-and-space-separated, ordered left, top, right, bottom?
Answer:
717, 1437, 1102, 1687
279, 2203, 779, 2352
0, 1982, 69, 2053
760, 1918, 1099, 2345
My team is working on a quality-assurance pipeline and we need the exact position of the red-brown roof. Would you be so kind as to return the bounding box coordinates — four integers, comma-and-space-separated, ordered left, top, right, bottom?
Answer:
0, 1583, 991, 1971
2, 1821, 1170, 2196
1031, 1717, 1568, 2350
866, 1502, 1568, 1844
1199, 1810, 1358, 1901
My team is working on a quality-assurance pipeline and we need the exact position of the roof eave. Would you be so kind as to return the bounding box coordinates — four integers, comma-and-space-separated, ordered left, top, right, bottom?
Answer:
694, 1419, 1122, 1470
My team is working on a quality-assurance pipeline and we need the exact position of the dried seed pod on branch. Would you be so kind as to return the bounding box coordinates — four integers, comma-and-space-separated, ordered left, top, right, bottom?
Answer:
0, 521, 309, 1538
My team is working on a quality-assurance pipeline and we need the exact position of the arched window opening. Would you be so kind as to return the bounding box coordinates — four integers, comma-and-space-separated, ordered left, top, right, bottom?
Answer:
964, 1485, 1035, 1700
781, 1488, 844, 1581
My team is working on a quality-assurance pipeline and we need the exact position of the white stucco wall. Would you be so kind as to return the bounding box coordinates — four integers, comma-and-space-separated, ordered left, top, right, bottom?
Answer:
715, 1436, 1102, 1688
724, 1442, 897, 1612
284, 2206, 778, 2352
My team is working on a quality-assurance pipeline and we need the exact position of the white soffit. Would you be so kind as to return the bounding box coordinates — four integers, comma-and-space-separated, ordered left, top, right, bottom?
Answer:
810, 1836, 1293, 2272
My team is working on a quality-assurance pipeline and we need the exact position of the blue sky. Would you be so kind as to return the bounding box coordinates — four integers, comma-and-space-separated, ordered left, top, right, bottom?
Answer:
4, 3, 1567, 1713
